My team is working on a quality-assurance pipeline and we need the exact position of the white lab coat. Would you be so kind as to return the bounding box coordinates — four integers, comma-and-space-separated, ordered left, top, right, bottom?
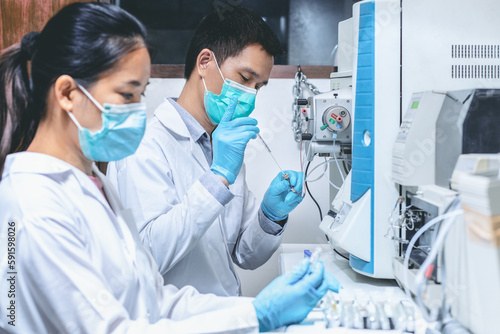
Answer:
107, 99, 284, 296
0, 152, 259, 334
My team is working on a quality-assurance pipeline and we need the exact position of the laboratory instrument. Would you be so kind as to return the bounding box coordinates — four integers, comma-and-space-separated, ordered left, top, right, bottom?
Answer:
317, 0, 500, 280
445, 154, 500, 334
319, 0, 402, 279
293, 87, 353, 162
291, 22, 354, 216
289, 0, 500, 331
390, 90, 500, 334
392, 89, 500, 287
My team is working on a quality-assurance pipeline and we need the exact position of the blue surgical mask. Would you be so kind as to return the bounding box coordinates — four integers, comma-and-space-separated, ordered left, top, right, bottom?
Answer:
66, 84, 147, 162
202, 53, 257, 124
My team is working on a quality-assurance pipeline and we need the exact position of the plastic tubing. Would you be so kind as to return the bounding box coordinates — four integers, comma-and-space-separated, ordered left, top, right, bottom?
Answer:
413, 203, 462, 322
402, 209, 464, 304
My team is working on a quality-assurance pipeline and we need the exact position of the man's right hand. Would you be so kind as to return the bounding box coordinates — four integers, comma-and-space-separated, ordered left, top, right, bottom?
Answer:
210, 97, 259, 185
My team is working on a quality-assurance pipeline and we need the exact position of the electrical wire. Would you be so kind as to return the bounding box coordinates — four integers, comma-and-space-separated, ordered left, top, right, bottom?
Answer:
326, 231, 350, 261
333, 139, 345, 182
305, 159, 333, 180
322, 159, 341, 190
309, 161, 330, 183
301, 138, 350, 260
305, 159, 347, 181
402, 209, 464, 319
342, 160, 350, 175
304, 161, 323, 221
299, 138, 304, 175
299, 134, 312, 196
334, 248, 350, 261
306, 162, 350, 261
414, 199, 462, 322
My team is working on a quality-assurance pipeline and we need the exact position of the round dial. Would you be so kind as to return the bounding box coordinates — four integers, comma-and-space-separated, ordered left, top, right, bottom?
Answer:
321, 106, 350, 133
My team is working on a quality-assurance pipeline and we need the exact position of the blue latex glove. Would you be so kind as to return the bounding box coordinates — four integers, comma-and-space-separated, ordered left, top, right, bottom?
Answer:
324, 270, 342, 294
261, 170, 304, 221
252, 259, 341, 332
210, 97, 259, 184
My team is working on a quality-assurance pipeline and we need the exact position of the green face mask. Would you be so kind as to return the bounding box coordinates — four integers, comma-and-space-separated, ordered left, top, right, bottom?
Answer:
202, 53, 257, 124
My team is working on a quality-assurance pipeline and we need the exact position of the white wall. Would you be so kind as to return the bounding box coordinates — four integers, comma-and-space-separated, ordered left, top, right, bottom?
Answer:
143, 77, 334, 296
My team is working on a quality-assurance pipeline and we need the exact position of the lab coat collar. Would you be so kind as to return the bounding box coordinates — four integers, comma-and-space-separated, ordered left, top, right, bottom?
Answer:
154, 98, 191, 139
3, 152, 142, 259
154, 98, 211, 170
3, 152, 112, 210
167, 98, 209, 144
3, 152, 84, 176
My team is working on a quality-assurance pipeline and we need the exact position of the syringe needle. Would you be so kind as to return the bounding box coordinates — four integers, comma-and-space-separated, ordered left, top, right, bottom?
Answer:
257, 133, 283, 173
270, 154, 284, 174
257, 133, 305, 198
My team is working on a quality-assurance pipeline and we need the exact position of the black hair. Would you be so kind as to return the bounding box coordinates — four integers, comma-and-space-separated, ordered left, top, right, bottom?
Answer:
0, 2, 147, 175
184, 6, 284, 79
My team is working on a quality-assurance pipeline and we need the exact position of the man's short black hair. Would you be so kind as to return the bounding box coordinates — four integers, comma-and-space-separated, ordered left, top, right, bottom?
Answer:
184, 6, 284, 79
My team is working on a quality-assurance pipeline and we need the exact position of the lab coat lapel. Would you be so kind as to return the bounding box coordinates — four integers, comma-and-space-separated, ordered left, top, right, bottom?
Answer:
155, 99, 210, 170
92, 165, 143, 245
189, 138, 210, 170
93, 165, 159, 306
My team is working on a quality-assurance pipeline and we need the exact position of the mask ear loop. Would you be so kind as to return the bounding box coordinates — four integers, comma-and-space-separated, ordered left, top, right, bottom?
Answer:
201, 52, 225, 92
65, 109, 84, 130
202, 77, 208, 91
211, 52, 225, 82
76, 83, 105, 112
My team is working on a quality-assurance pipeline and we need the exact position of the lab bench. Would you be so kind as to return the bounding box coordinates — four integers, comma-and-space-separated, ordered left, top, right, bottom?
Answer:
271, 244, 430, 333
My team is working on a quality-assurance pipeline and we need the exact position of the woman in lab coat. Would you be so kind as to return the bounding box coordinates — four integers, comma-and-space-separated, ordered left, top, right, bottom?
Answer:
0, 2, 338, 333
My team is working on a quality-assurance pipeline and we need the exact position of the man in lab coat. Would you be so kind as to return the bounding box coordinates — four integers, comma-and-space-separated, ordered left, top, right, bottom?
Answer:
107, 7, 304, 296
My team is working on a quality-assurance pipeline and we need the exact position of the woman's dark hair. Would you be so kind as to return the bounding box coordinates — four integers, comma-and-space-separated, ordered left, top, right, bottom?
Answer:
0, 2, 147, 174
184, 6, 284, 79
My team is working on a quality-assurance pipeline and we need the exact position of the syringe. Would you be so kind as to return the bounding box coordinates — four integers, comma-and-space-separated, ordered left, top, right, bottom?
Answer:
257, 133, 283, 173
257, 133, 303, 197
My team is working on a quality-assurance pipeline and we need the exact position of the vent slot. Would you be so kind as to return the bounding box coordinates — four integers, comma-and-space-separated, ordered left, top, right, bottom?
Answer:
451, 44, 500, 59
451, 65, 500, 79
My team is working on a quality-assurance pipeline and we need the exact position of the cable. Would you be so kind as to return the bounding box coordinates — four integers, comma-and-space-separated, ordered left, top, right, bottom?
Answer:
321, 158, 342, 190
305, 158, 346, 182
342, 160, 350, 175
334, 248, 349, 261
304, 157, 350, 261
309, 161, 330, 183
332, 139, 345, 182
324, 170, 341, 190
299, 138, 304, 175
414, 200, 462, 322
302, 141, 350, 258
305, 161, 323, 221
299, 132, 313, 196
414, 215, 458, 322
402, 209, 464, 317
327, 235, 350, 261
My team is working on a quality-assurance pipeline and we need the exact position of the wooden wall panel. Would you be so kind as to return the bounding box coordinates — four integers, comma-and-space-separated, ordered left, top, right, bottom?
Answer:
0, 0, 93, 51
151, 64, 333, 79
